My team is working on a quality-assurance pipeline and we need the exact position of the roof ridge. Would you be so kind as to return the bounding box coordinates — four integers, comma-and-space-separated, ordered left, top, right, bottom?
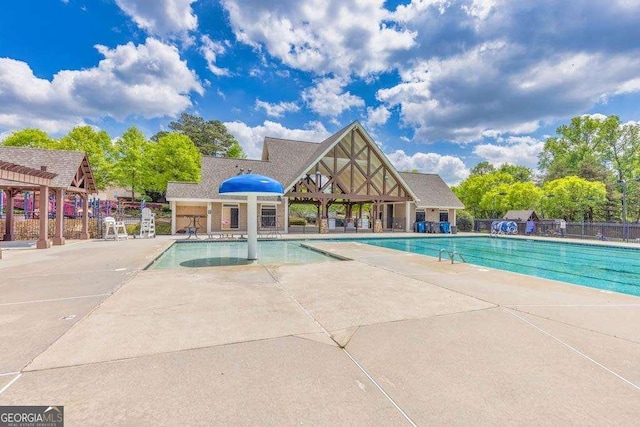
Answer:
264, 137, 321, 144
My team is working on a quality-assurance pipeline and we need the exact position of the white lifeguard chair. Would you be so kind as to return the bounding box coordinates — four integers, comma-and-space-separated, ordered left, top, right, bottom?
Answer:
139, 207, 156, 238
104, 216, 128, 240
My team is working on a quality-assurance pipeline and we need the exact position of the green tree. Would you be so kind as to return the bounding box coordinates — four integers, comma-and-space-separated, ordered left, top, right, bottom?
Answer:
542, 176, 607, 221
470, 161, 495, 176
226, 140, 247, 159
147, 133, 201, 195
538, 115, 610, 182
167, 113, 240, 157
112, 127, 150, 200
498, 164, 532, 182
479, 182, 543, 218
2, 128, 56, 148
59, 126, 114, 190
452, 172, 514, 218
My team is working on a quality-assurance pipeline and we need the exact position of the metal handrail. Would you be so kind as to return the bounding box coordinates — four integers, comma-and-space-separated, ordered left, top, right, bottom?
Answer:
450, 251, 466, 263
438, 248, 466, 264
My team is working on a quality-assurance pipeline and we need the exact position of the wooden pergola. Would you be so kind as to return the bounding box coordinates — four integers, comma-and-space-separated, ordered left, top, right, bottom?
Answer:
0, 147, 97, 249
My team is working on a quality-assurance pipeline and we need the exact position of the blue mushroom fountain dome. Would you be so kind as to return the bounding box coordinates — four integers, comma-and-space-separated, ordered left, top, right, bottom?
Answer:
219, 173, 284, 195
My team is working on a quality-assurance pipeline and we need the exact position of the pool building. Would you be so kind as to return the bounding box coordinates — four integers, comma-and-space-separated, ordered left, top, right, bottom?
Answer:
166, 121, 464, 235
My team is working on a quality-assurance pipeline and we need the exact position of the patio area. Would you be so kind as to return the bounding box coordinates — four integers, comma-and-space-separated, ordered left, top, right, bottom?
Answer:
0, 235, 638, 425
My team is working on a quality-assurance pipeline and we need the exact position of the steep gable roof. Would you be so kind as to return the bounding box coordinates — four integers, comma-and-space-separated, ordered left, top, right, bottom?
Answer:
0, 147, 96, 193
283, 121, 419, 201
262, 137, 321, 185
399, 172, 464, 208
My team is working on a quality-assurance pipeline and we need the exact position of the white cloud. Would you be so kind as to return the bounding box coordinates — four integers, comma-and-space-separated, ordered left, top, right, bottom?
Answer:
473, 137, 544, 169
221, 0, 415, 77
255, 99, 300, 118
377, 39, 640, 143
224, 120, 330, 159
115, 0, 197, 38
302, 77, 364, 117
199, 35, 230, 76
386, 149, 470, 185
366, 105, 391, 128
0, 38, 202, 133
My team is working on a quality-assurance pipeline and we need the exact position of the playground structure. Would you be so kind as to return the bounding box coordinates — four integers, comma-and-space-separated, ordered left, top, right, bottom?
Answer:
0, 191, 124, 220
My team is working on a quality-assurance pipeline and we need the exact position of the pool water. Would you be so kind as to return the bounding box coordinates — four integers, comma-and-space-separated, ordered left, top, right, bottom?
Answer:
149, 240, 339, 268
363, 237, 640, 296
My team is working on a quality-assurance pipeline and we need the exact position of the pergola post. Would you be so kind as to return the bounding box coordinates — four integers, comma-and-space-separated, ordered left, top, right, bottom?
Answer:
80, 195, 90, 239
4, 190, 16, 241
36, 185, 51, 249
53, 189, 65, 245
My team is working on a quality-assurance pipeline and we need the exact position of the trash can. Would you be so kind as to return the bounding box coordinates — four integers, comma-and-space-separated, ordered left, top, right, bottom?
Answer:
417, 221, 426, 233
451, 225, 457, 234
440, 222, 450, 233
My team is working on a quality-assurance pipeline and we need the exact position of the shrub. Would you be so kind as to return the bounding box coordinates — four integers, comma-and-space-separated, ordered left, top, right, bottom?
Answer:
125, 223, 140, 235
289, 217, 307, 226
155, 222, 172, 235
456, 210, 474, 232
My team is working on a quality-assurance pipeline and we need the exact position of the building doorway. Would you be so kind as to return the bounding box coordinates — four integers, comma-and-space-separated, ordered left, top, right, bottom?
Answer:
222, 204, 239, 229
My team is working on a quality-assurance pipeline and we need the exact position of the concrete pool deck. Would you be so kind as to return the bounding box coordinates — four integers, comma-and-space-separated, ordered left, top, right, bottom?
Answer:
0, 234, 639, 425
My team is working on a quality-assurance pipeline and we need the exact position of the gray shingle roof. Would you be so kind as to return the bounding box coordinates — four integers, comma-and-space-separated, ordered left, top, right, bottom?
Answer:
399, 172, 464, 208
167, 122, 462, 210
503, 210, 538, 221
0, 147, 95, 192
167, 135, 325, 200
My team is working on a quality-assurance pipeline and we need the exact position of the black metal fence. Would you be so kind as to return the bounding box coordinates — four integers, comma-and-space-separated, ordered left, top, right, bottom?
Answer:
474, 219, 640, 242
1, 214, 170, 241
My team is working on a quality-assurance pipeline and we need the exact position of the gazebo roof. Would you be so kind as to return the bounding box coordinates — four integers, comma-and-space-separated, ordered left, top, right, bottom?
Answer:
0, 147, 96, 193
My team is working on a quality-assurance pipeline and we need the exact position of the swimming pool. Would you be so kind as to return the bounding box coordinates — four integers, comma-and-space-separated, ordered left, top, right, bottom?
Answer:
149, 240, 340, 268
362, 237, 640, 296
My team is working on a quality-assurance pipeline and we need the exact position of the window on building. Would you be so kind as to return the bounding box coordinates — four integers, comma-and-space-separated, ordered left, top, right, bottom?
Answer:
261, 205, 276, 228
415, 210, 425, 222
439, 211, 449, 222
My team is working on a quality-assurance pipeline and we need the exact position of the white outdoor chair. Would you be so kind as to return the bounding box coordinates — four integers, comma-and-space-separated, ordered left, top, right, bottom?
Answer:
104, 216, 128, 240
139, 208, 156, 238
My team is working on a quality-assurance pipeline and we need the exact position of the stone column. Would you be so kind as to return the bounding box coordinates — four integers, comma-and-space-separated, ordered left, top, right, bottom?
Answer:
372, 201, 383, 233
36, 186, 51, 249
319, 218, 329, 234
80, 195, 90, 239
53, 189, 65, 245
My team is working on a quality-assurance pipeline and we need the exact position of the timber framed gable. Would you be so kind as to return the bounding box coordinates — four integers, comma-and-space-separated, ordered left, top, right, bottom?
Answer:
286, 124, 414, 204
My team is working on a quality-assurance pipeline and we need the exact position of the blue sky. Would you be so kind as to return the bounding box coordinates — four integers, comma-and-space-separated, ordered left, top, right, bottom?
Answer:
2, 0, 640, 184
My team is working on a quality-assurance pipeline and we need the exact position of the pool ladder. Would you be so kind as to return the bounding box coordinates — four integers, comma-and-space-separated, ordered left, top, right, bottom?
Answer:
438, 248, 466, 264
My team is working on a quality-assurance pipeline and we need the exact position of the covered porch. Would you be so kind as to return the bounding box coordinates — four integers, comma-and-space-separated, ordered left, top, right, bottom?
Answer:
286, 126, 416, 233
